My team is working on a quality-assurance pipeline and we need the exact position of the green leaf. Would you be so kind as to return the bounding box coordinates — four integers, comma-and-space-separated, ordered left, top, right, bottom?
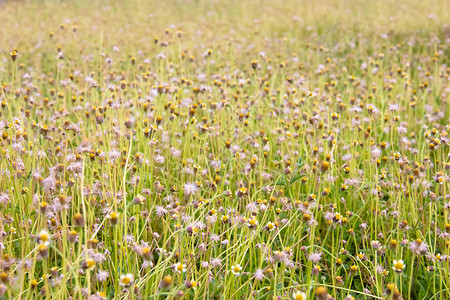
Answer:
289, 174, 302, 184
435, 96, 440, 105
296, 157, 304, 167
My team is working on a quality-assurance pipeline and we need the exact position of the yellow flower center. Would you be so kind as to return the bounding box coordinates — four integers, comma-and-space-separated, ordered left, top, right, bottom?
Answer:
86, 260, 95, 269
163, 275, 172, 284
177, 264, 184, 272
233, 266, 241, 273
394, 262, 403, 270
295, 295, 304, 300
121, 277, 131, 285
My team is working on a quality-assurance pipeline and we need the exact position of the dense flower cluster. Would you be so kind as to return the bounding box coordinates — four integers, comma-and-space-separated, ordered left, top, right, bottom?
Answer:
0, 0, 448, 299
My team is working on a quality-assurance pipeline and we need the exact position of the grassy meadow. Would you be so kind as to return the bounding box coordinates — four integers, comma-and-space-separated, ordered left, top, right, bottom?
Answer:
0, 0, 449, 299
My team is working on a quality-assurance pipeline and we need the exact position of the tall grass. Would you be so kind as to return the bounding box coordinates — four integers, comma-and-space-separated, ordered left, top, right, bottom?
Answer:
0, 0, 448, 299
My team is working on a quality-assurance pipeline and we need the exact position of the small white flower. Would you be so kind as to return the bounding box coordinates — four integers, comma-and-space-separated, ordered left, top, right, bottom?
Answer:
393, 260, 405, 273
231, 264, 242, 276
174, 262, 186, 273
37, 230, 51, 245
246, 217, 258, 228
266, 222, 276, 231
292, 290, 307, 300
119, 273, 134, 286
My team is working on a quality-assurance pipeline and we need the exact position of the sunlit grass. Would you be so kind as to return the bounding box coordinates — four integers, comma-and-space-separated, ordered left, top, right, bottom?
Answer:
0, 0, 448, 299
